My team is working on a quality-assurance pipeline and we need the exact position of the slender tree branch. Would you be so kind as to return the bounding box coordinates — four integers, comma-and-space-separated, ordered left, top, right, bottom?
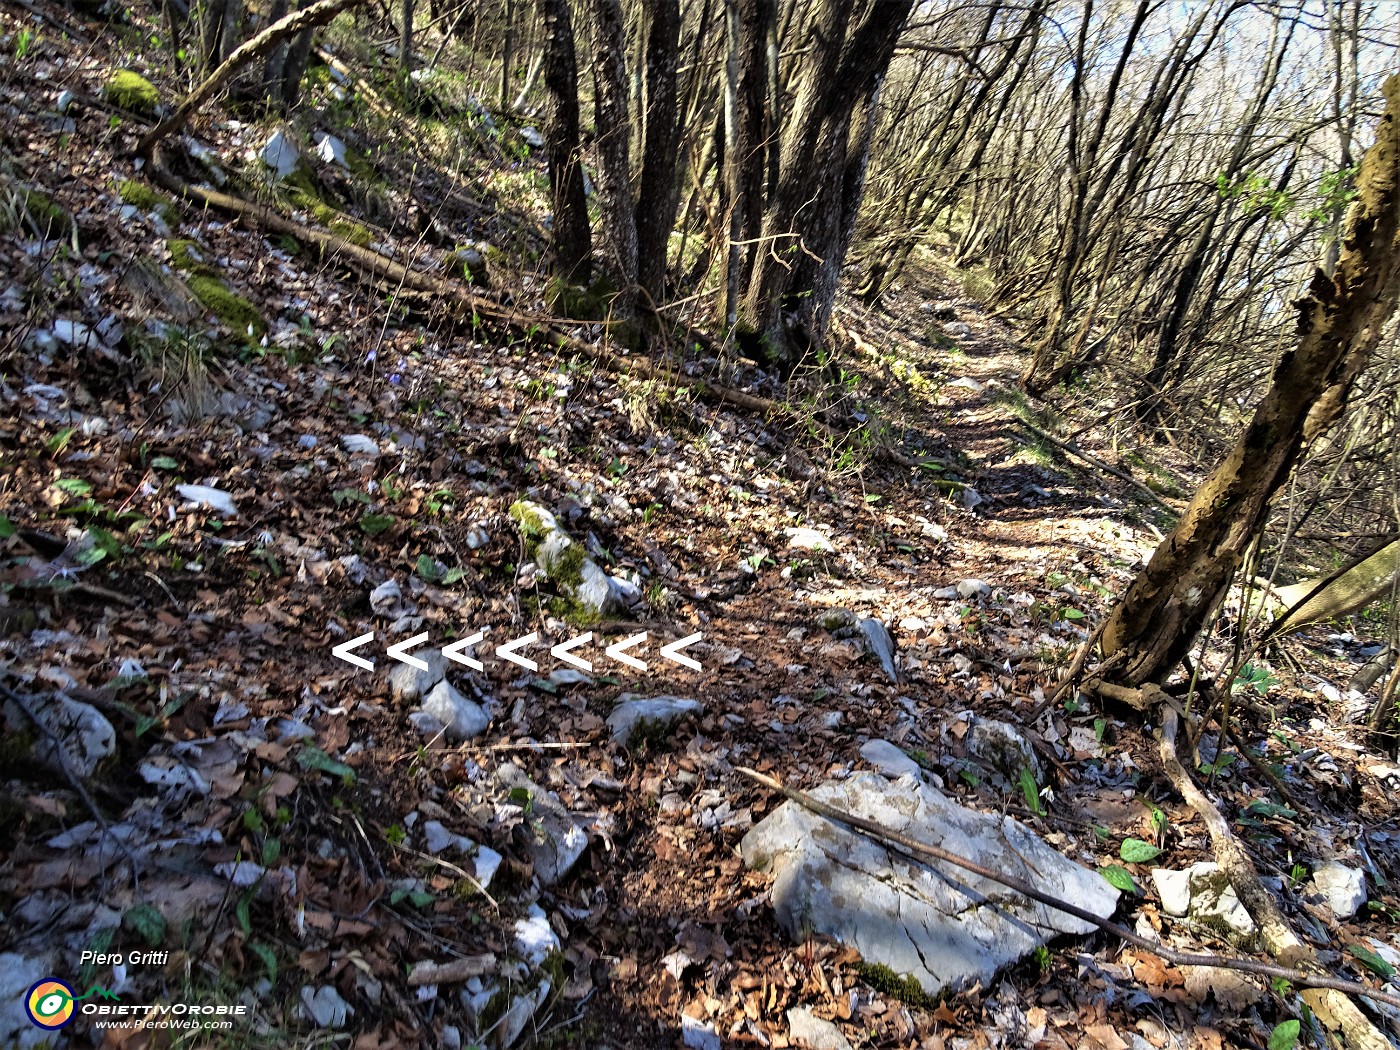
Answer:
137, 0, 369, 159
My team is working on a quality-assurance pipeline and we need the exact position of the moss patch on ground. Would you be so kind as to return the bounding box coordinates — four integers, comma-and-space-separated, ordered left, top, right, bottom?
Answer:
104, 70, 159, 114
118, 179, 179, 223
165, 238, 265, 338
20, 189, 74, 240
855, 962, 940, 1011
187, 274, 266, 339
167, 238, 207, 272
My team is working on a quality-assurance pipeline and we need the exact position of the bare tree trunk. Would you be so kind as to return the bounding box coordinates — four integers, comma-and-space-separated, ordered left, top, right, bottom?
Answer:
261, 0, 290, 103
499, 0, 516, 110
1099, 76, 1400, 688
591, 0, 637, 302
722, 0, 742, 328
633, 0, 680, 307
739, 0, 912, 363
538, 0, 591, 281
400, 0, 414, 74
280, 18, 316, 109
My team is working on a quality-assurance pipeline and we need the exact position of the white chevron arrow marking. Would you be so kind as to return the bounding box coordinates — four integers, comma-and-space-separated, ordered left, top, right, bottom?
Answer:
442, 630, 485, 670
604, 631, 648, 671
658, 632, 703, 671
332, 631, 376, 671
550, 632, 592, 671
386, 631, 430, 671
496, 632, 539, 671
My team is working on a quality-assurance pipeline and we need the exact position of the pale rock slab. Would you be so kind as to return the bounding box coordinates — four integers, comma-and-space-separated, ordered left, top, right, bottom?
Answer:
419, 679, 489, 742
788, 1006, 853, 1050
741, 772, 1119, 996
857, 618, 899, 683
859, 739, 923, 780
785, 526, 836, 553
1151, 862, 1257, 946
388, 647, 447, 703
3, 694, 115, 780
1310, 860, 1367, 919
498, 766, 589, 885
300, 985, 353, 1027
607, 695, 702, 744
260, 129, 300, 178
513, 903, 560, 965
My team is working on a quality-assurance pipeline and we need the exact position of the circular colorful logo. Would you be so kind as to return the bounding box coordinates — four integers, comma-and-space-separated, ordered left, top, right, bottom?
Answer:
25, 978, 76, 1030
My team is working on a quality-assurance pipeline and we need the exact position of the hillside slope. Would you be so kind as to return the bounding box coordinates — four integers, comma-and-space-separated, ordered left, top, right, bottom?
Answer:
3, 9, 1400, 1050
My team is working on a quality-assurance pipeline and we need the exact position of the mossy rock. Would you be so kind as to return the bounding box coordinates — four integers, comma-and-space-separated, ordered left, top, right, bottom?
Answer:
342, 145, 382, 187
104, 70, 159, 115
187, 274, 266, 339
509, 499, 555, 542
118, 179, 179, 223
546, 274, 644, 348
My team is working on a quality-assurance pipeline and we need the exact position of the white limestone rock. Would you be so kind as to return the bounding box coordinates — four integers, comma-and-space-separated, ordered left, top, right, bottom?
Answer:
388, 647, 447, 703
741, 772, 1119, 996
607, 695, 702, 744
260, 128, 300, 178
419, 679, 488, 742
3, 694, 115, 780
1310, 860, 1367, 919
859, 739, 923, 780
787, 1007, 853, 1050
510, 499, 638, 615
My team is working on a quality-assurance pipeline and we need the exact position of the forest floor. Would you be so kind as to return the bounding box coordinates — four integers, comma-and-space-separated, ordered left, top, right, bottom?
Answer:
4, 7, 1400, 1050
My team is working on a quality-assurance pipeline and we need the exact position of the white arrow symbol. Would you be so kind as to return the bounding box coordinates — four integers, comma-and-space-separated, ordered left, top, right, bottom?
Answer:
550, 632, 593, 671
386, 631, 431, 671
332, 631, 376, 671
496, 632, 538, 671
443, 630, 485, 670
604, 631, 648, 671
658, 632, 703, 671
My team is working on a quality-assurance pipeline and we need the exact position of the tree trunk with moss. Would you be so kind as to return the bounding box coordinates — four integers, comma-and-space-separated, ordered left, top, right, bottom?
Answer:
1099, 75, 1400, 688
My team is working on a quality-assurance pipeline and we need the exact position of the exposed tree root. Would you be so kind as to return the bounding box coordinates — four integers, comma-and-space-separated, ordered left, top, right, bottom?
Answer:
1158, 707, 1393, 1050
